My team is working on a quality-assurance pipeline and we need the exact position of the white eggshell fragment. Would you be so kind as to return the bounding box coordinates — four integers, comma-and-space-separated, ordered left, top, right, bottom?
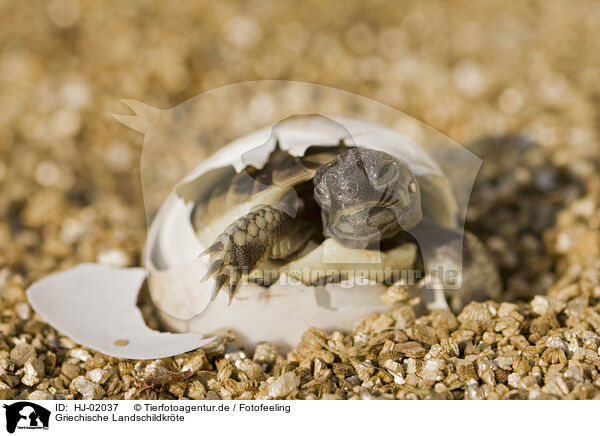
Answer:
26, 263, 216, 359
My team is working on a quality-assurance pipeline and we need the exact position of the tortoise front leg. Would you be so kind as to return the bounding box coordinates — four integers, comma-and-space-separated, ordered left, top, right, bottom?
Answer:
200, 201, 311, 304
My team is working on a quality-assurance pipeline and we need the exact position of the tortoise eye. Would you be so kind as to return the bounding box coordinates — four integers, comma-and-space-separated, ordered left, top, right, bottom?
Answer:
375, 162, 398, 185
314, 184, 329, 202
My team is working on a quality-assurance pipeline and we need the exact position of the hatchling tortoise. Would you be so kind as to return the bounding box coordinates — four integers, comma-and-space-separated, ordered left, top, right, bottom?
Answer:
193, 116, 501, 311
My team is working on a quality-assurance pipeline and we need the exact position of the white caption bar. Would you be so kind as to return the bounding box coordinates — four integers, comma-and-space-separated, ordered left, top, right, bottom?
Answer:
0, 400, 587, 435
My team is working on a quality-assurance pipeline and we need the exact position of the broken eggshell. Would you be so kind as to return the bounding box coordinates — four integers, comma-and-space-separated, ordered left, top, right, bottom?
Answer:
26, 263, 216, 359
146, 115, 456, 348
24, 112, 469, 359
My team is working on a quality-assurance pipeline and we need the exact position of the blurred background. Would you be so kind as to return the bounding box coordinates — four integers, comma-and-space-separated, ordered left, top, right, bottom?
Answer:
1, 0, 600, 401
0, 0, 599, 293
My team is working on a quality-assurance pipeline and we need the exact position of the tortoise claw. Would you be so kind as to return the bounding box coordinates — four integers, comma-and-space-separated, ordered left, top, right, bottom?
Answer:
201, 224, 257, 303
227, 271, 242, 305
210, 274, 229, 301
201, 259, 223, 282
199, 240, 224, 258
209, 268, 243, 303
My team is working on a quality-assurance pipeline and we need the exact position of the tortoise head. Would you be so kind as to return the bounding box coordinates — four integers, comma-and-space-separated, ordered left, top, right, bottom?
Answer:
313, 147, 422, 248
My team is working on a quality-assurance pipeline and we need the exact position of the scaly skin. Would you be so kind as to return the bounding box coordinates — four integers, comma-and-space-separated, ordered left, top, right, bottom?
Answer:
200, 147, 502, 308
200, 200, 312, 303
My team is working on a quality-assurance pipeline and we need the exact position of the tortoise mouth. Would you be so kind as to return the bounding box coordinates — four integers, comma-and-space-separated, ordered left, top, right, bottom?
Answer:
326, 205, 404, 248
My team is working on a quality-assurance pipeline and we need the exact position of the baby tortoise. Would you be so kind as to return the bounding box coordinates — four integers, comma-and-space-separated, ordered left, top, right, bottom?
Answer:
194, 132, 501, 311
